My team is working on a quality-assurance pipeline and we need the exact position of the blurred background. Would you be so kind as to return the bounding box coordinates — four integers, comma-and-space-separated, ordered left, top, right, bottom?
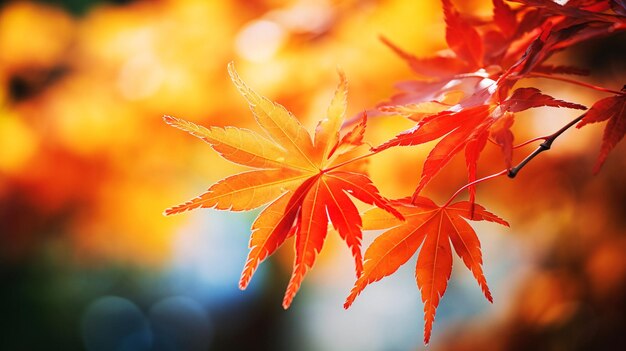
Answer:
0, 0, 625, 350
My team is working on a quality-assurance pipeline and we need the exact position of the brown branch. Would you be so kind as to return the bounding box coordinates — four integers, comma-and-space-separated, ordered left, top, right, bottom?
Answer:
508, 113, 586, 178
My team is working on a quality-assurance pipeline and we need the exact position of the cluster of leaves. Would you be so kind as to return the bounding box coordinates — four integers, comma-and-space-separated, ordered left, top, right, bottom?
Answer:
164, 0, 626, 344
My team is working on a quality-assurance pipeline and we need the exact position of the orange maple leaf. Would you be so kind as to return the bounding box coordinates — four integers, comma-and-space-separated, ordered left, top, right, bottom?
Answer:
344, 197, 508, 344
164, 63, 402, 309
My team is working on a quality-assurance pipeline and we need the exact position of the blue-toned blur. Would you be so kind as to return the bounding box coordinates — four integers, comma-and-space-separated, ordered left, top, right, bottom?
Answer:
1, 0, 625, 350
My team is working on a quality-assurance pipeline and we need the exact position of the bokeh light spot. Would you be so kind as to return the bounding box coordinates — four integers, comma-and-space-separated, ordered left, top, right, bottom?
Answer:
117, 53, 164, 101
0, 113, 37, 173
81, 296, 152, 351
149, 296, 212, 351
235, 20, 286, 62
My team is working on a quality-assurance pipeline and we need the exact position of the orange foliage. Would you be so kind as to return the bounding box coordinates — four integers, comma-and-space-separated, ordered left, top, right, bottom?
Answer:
164, 64, 402, 308
344, 197, 508, 344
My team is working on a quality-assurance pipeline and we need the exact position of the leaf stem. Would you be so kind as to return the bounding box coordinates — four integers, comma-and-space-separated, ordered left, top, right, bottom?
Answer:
442, 169, 508, 207
526, 72, 624, 95
513, 136, 548, 149
508, 113, 586, 178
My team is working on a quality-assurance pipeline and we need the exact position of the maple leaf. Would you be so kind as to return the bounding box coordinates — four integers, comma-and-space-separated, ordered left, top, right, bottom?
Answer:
378, 0, 505, 84
513, 0, 624, 23
381, 0, 559, 86
164, 63, 403, 309
376, 100, 480, 205
502, 6, 625, 78
493, 0, 518, 39
373, 102, 497, 202
372, 83, 589, 202
381, 0, 624, 113
377, 1, 555, 116
374, 24, 590, 198
490, 111, 515, 169
379, 36, 470, 79
344, 197, 509, 344
378, 92, 462, 123
443, 0, 484, 68
504, 87, 587, 112
576, 89, 626, 173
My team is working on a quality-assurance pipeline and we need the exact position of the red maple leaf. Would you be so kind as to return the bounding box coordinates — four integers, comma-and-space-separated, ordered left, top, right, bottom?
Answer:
577, 89, 626, 173
372, 84, 585, 200
378, 0, 623, 113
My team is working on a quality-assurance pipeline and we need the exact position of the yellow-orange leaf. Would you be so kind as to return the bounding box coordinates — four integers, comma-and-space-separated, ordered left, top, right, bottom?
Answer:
328, 112, 367, 158
165, 63, 401, 308
315, 69, 348, 162
228, 62, 317, 171
164, 168, 307, 215
163, 115, 293, 170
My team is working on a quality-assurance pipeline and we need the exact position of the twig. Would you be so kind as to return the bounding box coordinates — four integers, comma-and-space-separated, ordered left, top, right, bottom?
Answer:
508, 113, 586, 178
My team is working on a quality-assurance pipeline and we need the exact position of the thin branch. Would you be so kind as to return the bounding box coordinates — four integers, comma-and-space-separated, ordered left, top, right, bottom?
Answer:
508, 113, 586, 178
526, 72, 624, 95
442, 169, 508, 207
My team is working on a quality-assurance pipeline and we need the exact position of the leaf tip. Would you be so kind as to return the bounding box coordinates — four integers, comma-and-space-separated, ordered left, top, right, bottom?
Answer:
482, 284, 494, 303
227, 61, 240, 83
499, 218, 511, 228
344, 282, 363, 309
282, 298, 293, 310
343, 295, 356, 309
283, 265, 307, 310
335, 65, 346, 81
238, 279, 249, 291
227, 60, 235, 71
592, 159, 606, 175
423, 315, 434, 344
163, 115, 177, 125
378, 34, 394, 49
